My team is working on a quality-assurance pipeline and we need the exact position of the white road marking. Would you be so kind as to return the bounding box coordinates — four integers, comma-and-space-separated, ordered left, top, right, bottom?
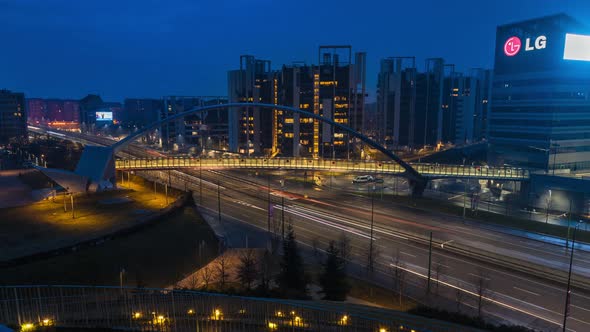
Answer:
513, 286, 540, 297
390, 263, 564, 327
400, 251, 417, 258
233, 199, 265, 211
468, 273, 491, 281
571, 304, 590, 313
570, 316, 590, 326
440, 239, 454, 248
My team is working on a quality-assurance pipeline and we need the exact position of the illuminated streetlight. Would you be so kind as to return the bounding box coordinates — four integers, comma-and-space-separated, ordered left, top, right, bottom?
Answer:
211, 308, 223, 320
41, 318, 53, 326
339, 315, 349, 326
21, 323, 35, 331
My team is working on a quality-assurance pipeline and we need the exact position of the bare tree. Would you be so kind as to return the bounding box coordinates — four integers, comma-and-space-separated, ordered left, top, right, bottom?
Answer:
472, 270, 491, 318
237, 249, 258, 291
455, 286, 464, 313
391, 250, 407, 308
199, 266, 214, 291
433, 259, 446, 295
215, 255, 231, 290
186, 273, 200, 290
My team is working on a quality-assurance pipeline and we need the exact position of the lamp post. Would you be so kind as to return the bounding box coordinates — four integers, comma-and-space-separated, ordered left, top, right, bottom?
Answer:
552, 142, 560, 176
545, 190, 552, 224
70, 193, 75, 219
368, 184, 376, 273
267, 174, 271, 235
462, 159, 467, 219
280, 178, 285, 239
217, 176, 221, 224
563, 221, 583, 332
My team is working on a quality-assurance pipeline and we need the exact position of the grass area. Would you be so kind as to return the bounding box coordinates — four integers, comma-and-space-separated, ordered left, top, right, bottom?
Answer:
0, 173, 180, 262
0, 206, 219, 287
372, 192, 590, 243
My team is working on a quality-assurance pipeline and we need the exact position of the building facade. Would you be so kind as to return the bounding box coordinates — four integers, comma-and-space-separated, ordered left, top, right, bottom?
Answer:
488, 14, 590, 172
0, 89, 27, 144
160, 96, 228, 152
123, 98, 162, 129
378, 57, 491, 150
228, 56, 276, 155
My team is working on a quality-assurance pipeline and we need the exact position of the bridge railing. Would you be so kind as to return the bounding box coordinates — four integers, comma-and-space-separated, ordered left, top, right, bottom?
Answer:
114, 157, 529, 180
0, 285, 485, 332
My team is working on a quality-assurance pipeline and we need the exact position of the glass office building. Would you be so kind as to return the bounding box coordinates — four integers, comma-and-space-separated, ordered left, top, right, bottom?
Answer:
489, 14, 590, 172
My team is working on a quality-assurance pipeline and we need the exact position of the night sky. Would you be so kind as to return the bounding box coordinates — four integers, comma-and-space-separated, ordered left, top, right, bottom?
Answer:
2, 0, 590, 102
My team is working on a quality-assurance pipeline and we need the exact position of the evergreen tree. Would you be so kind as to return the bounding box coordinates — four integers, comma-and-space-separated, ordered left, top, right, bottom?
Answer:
276, 223, 307, 298
319, 240, 350, 301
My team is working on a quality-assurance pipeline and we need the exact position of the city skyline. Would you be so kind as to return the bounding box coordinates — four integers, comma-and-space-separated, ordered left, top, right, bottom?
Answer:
2, 0, 590, 101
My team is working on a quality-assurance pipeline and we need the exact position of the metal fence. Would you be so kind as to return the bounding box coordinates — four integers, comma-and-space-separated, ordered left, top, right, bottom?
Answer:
115, 157, 529, 181
0, 285, 485, 332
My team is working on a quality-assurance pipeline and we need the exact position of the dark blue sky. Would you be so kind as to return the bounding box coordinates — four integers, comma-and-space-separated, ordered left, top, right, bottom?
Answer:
2, 0, 590, 102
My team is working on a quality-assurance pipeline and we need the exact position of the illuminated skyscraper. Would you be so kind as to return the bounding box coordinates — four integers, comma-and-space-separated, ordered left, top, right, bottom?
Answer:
228, 56, 277, 155
489, 14, 590, 171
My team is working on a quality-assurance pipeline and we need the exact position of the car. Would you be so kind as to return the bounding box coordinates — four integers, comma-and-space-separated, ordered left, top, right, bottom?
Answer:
374, 178, 384, 183
352, 175, 374, 184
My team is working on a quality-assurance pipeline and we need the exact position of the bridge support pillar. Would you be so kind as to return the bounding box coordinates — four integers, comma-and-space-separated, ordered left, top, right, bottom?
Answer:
409, 178, 428, 198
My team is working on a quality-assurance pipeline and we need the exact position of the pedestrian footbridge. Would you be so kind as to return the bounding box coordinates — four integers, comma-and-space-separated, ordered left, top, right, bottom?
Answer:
115, 156, 530, 181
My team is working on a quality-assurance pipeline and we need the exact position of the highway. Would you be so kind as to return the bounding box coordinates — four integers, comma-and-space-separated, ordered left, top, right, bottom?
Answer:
167, 168, 590, 332
29, 128, 590, 332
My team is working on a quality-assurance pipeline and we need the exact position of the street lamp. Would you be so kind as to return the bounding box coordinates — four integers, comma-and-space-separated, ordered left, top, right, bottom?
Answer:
368, 184, 376, 273
545, 190, 552, 224
551, 142, 560, 176
563, 220, 584, 332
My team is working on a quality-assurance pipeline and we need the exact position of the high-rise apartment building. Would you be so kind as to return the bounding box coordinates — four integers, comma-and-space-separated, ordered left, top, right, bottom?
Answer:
278, 64, 316, 157
378, 57, 491, 149
316, 46, 366, 158
0, 89, 27, 144
488, 14, 590, 171
441, 69, 492, 145
160, 96, 228, 151
377, 57, 445, 149
414, 58, 444, 148
228, 56, 277, 155
227, 48, 366, 158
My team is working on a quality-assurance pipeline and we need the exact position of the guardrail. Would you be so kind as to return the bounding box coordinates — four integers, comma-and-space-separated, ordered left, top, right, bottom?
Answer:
115, 157, 530, 181
0, 286, 486, 332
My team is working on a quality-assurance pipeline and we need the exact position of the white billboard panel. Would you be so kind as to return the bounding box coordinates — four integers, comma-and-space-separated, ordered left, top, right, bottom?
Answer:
564, 33, 590, 61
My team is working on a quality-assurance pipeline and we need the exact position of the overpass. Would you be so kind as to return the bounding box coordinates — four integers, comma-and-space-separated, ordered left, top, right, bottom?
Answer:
116, 156, 530, 181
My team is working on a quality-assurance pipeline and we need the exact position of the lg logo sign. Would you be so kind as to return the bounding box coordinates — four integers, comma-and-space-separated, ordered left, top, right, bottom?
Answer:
504, 35, 547, 56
